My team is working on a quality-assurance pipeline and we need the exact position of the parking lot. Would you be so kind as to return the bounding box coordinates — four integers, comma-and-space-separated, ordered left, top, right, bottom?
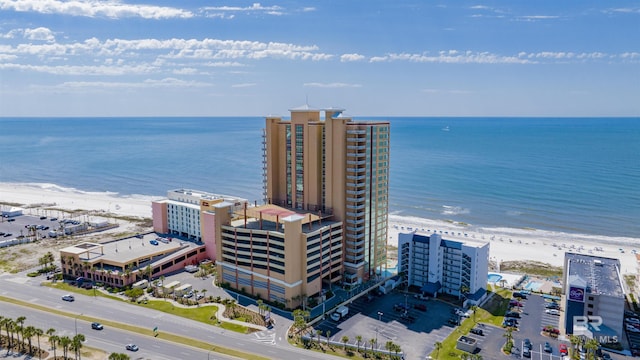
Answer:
0, 213, 58, 240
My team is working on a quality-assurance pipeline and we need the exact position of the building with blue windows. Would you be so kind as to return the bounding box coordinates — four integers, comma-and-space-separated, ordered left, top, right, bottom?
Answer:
398, 232, 489, 306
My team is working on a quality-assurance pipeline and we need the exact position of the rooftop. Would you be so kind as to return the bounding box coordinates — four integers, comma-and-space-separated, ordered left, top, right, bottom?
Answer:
565, 252, 623, 298
60, 234, 201, 268
229, 203, 340, 233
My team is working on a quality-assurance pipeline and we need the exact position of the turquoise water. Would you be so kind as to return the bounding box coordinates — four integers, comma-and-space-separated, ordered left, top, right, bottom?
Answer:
487, 273, 503, 283
0, 116, 638, 238
525, 281, 543, 291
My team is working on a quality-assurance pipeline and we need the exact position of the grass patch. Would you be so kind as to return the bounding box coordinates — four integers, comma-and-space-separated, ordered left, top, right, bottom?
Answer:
499, 260, 562, 278
430, 289, 512, 359
0, 295, 268, 360
45, 281, 252, 334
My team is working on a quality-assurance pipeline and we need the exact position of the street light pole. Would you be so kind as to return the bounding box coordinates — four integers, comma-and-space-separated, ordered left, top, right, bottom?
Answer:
207, 345, 215, 360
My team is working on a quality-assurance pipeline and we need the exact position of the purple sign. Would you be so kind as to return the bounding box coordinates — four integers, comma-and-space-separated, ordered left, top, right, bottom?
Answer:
569, 286, 585, 302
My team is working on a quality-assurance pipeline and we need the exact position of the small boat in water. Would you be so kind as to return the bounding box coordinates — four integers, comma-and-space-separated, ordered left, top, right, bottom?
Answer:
442, 126, 450, 131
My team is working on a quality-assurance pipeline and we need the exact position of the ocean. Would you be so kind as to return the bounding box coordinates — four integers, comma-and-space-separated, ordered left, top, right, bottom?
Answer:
0, 117, 638, 238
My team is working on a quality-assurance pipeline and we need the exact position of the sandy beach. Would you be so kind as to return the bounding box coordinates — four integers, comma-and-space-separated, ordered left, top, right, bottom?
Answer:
1, 182, 638, 276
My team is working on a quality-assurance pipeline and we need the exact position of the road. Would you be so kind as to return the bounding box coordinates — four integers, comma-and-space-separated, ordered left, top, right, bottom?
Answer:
0, 271, 340, 360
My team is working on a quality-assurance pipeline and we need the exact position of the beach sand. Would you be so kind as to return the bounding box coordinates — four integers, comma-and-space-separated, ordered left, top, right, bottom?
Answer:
1, 182, 638, 275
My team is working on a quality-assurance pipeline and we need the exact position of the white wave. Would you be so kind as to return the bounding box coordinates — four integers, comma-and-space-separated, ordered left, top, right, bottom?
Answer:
441, 205, 470, 216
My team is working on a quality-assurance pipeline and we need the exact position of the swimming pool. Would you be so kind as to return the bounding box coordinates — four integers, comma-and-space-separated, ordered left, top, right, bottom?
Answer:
524, 281, 543, 291
488, 273, 502, 283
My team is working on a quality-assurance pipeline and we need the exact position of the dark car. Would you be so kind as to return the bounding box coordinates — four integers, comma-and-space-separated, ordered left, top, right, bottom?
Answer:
91, 322, 103, 330
523, 347, 531, 358
414, 303, 427, 312
149, 239, 159, 245
503, 318, 518, 327
524, 338, 532, 350
448, 318, 460, 326
505, 311, 521, 318
513, 292, 527, 299
470, 328, 483, 336
544, 342, 552, 353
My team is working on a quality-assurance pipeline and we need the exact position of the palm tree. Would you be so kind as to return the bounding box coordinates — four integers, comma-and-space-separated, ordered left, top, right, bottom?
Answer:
16, 315, 26, 349
341, 335, 349, 350
72, 333, 86, 360
145, 265, 152, 281
5, 318, 16, 353
470, 305, 478, 323
315, 329, 322, 346
326, 330, 331, 345
503, 326, 514, 352
355, 335, 362, 352
49, 335, 60, 359
584, 338, 599, 360
59, 335, 72, 360
434, 341, 443, 360
34, 327, 44, 359
369, 338, 376, 352
569, 335, 581, 358
201, 288, 207, 302
23, 325, 35, 355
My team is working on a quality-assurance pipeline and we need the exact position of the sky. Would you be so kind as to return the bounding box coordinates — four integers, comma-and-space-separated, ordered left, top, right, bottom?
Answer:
0, 0, 638, 117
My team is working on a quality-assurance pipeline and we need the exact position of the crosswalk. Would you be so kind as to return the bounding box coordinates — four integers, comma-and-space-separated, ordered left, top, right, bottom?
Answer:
253, 330, 276, 345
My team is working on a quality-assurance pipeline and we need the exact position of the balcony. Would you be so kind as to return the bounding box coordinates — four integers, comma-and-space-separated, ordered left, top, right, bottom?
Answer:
347, 160, 366, 166
346, 129, 366, 135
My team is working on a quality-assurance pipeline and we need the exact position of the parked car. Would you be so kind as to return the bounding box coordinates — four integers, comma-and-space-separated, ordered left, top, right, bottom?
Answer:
91, 322, 103, 330
524, 338, 532, 350
512, 292, 527, 299
448, 318, 459, 326
470, 328, 483, 336
523, 347, 531, 358
414, 303, 427, 312
544, 342, 552, 353
505, 311, 521, 318
627, 324, 640, 333
546, 309, 560, 315
149, 239, 159, 245
503, 318, 518, 327
559, 343, 568, 355
61, 294, 75, 302
125, 344, 139, 351
545, 302, 561, 309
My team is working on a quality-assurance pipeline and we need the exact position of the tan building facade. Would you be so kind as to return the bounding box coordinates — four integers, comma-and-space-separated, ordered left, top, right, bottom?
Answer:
263, 106, 390, 283
214, 202, 343, 308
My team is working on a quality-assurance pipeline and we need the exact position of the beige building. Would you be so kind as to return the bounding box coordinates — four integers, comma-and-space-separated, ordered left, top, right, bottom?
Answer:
263, 106, 390, 284
214, 202, 343, 308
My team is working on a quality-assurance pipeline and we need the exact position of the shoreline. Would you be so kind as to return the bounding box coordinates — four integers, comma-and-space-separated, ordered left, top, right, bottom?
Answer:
2, 182, 638, 274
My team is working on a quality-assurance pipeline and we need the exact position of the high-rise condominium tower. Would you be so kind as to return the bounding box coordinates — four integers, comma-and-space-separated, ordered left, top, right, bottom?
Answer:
263, 105, 390, 283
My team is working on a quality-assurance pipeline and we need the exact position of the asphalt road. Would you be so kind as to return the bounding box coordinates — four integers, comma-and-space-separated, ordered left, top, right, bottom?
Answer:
0, 271, 342, 360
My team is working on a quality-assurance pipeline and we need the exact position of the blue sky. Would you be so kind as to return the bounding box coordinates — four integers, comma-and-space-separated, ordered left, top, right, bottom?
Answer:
0, 0, 638, 117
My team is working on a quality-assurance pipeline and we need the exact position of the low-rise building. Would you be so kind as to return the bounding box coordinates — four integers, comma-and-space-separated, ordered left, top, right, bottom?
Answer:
563, 253, 624, 342
398, 232, 489, 306
59, 235, 207, 287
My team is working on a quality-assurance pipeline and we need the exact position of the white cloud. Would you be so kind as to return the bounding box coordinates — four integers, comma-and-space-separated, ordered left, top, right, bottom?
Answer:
24, 27, 55, 42
202, 3, 283, 16
369, 51, 533, 64
0, 62, 156, 75
47, 77, 211, 89
340, 53, 365, 62
517, 15, 560, 21
303, 82, 361, 88
0, 0, 194, 19
231, 83, 256, 88
605, 7, 640, 14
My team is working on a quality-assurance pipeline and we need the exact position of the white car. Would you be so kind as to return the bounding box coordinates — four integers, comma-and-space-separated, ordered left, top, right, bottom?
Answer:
626, 317, 640, 324
545, 309, 560, 316
61, 294, 75, 302
627, 324, 640, 333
